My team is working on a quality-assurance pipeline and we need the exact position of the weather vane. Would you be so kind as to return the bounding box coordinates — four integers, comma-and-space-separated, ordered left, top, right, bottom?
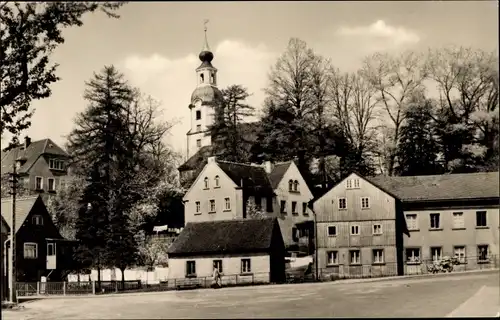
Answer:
204, 19, 209, 32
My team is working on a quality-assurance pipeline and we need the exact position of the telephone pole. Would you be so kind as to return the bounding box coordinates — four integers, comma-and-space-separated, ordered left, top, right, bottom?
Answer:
8, 152, 19, 304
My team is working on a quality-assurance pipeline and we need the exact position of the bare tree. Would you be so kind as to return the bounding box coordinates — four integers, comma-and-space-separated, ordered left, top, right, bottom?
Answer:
361, 51, 426, 176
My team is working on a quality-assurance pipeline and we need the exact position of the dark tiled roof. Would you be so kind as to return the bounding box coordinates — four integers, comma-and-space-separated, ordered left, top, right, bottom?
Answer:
217, 160, 274, 196
178, 145, 214, 171
366, 172, 500, 202
268, 161, 292, 189
1, 196, 40, 233
1, 139, 69, 175
168, 217, 278, 255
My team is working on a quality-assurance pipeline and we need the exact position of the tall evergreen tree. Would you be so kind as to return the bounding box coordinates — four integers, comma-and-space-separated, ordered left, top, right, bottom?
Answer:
396, 96, 443, 176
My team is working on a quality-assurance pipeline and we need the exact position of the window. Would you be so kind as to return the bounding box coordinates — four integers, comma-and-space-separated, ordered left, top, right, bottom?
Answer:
350, 225, 360, 235
195, 201, 201, 214
196, 110, 201, 120
350, 250, 361, 265
346, 179, 352, 189
291, 201, 297, 215
23, 243, 37, 259
266, 197, 273, 212
361, 197, 370, 209
292, 227, 299, 242
373, 249, 384, 264
453, 246, 466, 264
49, 159, 64, 170
47, 243, 56, 256
476, 211, 487, 227
255, 197, 262, 210
224, 198, 231, 211
430, 213, 440, 229
196, 139, 201, 147
406, 248, 421, 264
204, 177, 209, 189
431, 247, 442, 262
32, 215, 43, 225
373, 224, 382, 235
338, 198, 347, 210
288, 180, 293, 191
280, 200, 286, 213
477, 245, 489, 262
48, 178, 55, 192
186, 261, 196, 276
327, 251, 339, 265
293, 180, 299, 192
214, 175, 220, 188
35, 176, 43, 190
452, 212, 464, 229
241, 258, 251, 273
327, 225, 337, 236
196, 124, 201, 132
353, 179, 360, 188
209, 200, 216, 213
200, 73, 205, 83
213, 260, 223, 273
302, 202, 308, 215
210, 72, 215, 84
406, 214, 418, 230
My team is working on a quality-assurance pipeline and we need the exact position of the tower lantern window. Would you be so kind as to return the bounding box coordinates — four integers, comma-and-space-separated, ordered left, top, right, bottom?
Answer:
200, 73, 204, 84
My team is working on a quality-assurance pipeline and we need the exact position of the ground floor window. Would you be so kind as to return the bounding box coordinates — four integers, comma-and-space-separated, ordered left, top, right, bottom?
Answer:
372, 249, 384, 264
453, 246, 466, 263
241, 258, 251, 273
327, 251, 338, 266
23, 243, 37, 259
477, 245, 489, 262
430, 247, 442, 262
405, 248, 421, 264
186, 260, 196, 277
349, 250, 360, 265
213, 259, 223, 273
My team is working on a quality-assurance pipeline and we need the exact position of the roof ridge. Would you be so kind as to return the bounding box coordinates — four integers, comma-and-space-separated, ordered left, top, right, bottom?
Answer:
217, 159, 265, 169
1, 195, 39, 202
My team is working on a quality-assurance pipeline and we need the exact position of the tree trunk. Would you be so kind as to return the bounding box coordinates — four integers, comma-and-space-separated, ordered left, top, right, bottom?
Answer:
120, 267, 126, 291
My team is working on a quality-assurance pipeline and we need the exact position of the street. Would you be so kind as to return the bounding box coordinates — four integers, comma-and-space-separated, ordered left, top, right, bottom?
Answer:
3, 271, 499, 319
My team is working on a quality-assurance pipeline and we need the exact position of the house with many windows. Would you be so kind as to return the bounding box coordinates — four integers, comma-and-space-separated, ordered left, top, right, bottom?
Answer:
313, 173, 409, 279
1, 196, 78, 283
1, 137, 71, 203
369, 171, 499, 273
167, 218, 286, 284
182, 156, 313, 252
313, 171, 499, 279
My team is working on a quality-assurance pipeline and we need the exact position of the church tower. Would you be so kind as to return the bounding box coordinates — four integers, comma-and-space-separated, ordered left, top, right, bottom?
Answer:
186, 22, 223, 159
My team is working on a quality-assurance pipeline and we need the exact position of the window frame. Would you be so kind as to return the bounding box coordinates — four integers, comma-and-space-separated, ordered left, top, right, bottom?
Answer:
429, 213, 441, 230
288, 180, 293, 192
186, 260, 196, 277
350, 225, 360, 236
195, 110, 202, 120
293, 180, 299, 192
452, 212, 465, 229
47, 243, 56, 257
213, 259, 223, 274
291, 201, 298, 215
241, 258, 252, 274
35, 176, 43, 190
196, 139, 202, 148
349, 250, 361, 265
214, 175, 220, 188
405, 247, 421, 264
476, 211, 487, 228
203, 177, 209, 189
430, 246, 443, 262
224, 197, 231, 211
361, 197, 370, 209
477, 244, 489, 262
195, 201, 201, 214
302, 202, 308, 215
372, 249, 384, 265
406, 214, 418, 231
196, 124, 202, 132
280, 200, 286, 214
327, 225, 337, 237
453, 246, 466, 264
327, 251, 339, 266
32, 215, 43, 226
209, 199, 216, 213
48, 178, 56, 192
372, 224, 382, 235
338, 198, 347, 210
23, 242, 38, 259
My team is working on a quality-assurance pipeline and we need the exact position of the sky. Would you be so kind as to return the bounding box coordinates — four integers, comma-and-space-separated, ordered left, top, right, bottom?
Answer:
3, 1, 498, 161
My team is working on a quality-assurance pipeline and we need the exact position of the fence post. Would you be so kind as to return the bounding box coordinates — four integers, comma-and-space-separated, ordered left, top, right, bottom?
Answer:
63, 282, 66, 296
37, 281, 40, 295
115, 281, 118, 293
92, 281, 95, 295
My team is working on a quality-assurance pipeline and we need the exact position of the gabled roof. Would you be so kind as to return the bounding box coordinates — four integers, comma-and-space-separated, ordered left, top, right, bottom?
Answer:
217, 160, 274, 196
178, 145, 214, 171
366, 172, 500, 202
268, 161, 292, 189
1, 139, 69, 175
168, 217, 279, 256
1, 196, 40, 233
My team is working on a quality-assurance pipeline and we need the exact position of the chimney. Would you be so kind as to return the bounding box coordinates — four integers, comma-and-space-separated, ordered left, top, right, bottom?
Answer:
207, 156, 216, 163
24, 136, 31, 149
263, 161, 274, 174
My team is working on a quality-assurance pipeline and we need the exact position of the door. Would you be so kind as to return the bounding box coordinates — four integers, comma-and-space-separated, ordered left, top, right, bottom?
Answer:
46, 242, 56, 270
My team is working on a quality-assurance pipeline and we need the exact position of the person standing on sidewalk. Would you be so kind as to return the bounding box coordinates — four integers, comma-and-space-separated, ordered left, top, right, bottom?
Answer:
212, 266, 221, 289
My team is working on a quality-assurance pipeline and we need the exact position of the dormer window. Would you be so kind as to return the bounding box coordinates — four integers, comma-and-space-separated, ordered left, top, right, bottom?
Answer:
214, 175, 220, 188
49, 159, 64, 170
204, 177, 209, 189
288, 180, 293, 192
293, 180, 299, 192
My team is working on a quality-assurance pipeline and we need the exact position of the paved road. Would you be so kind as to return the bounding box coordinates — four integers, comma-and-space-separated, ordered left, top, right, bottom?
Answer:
4, 271, 499, 319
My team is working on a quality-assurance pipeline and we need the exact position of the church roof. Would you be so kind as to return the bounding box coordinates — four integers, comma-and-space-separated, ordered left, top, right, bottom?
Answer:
190, 85, 223, 105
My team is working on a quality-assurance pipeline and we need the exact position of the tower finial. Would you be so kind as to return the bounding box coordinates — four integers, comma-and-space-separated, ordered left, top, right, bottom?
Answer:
202, 19, 210, 52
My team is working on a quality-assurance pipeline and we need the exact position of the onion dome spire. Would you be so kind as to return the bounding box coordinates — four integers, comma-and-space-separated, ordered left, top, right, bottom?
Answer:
199, 19, 214, 63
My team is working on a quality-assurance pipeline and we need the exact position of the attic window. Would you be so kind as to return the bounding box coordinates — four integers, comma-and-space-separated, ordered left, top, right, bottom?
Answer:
346, 179, 360, 190
49, 159, 64, 170
32, 215, 43, 226
204, 177, 209, 189
293, 180, 299, 192
288, 180, 293, 192
214, 175, 220, 188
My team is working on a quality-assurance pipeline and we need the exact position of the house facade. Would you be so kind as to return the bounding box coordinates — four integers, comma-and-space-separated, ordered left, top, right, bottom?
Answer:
183, 157, 314, 252
1, 196, 77, 283
313, 173, 407, 279
369, 172, 500, 273
167, 218, 286, 285
1, 137, 71, 203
